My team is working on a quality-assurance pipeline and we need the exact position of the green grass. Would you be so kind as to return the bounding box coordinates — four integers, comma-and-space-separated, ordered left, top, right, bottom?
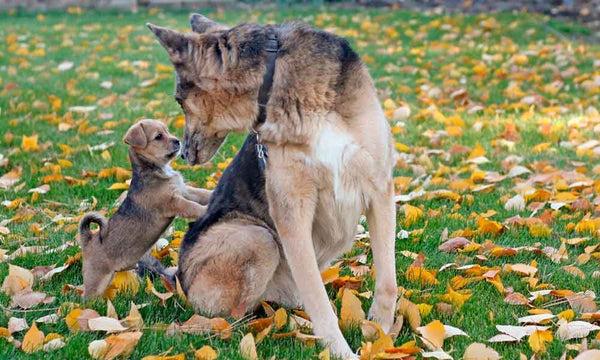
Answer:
0, 6, 599, 360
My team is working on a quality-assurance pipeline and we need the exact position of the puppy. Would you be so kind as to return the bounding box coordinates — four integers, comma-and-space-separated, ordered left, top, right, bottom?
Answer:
77, 119, 211, 299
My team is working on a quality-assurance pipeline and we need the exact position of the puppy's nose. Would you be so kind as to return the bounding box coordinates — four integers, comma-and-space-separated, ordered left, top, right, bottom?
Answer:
173, 138, 181, 148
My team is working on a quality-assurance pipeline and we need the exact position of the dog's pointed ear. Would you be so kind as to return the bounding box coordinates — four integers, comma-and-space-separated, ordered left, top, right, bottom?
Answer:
124, 122, 147, 148
189, 13, 228, 33
147, 23, 190, 61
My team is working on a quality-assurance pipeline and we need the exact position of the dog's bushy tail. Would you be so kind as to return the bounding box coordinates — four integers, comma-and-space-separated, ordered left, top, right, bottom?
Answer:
78, 212, 108, 246
136, 253, 177, 289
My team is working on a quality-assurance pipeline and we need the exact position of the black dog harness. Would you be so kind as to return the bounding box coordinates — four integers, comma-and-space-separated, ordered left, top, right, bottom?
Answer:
253, 30, 279, 170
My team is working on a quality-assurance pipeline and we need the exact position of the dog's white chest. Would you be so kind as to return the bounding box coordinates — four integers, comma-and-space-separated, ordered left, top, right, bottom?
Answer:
313, 123, 359, 195
311, 121, 366, 258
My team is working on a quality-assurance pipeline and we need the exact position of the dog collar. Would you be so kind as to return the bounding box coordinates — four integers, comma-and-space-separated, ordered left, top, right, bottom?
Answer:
253, 29, 279, 170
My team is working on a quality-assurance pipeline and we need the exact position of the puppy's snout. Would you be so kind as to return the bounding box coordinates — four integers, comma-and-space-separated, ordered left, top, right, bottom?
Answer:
172, 138, 181, 150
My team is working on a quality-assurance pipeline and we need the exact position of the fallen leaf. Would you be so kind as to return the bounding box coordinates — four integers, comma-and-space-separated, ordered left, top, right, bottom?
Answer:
528, 329, 553, 354
8, 317, 29, 334
463, 342, 500, 359
11, 290, 46, 309
239, 333, 257, 360
340, 288, 366, 329
22, 323, 44, 354
87, 317, 127, 333
556, 320, 600, 341
103, 331, 143, 360
397, 297, 421, 331
195, 345, 218, 360
417, 320, 445, 350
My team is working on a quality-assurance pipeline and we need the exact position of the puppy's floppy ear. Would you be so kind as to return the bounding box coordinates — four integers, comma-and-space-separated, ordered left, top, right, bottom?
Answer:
189, 13, 228, 33
124, 122, 147, 148
147, 23, 191, 63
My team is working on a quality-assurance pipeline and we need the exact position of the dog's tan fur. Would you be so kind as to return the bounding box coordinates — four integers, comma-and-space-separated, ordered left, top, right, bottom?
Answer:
78, 119, 211, 299
149, 17, 397, 358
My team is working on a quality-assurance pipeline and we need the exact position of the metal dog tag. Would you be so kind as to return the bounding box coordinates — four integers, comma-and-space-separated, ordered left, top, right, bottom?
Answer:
256, 143, 268, 170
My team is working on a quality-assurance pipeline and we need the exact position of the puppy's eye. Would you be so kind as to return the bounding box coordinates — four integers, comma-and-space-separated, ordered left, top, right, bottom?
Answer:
155, 134, 163, 141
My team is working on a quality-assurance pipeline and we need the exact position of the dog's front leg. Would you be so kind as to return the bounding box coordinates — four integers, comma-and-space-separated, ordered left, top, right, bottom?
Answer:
266, 163, 356, 359
183, 186, 212, 205
366, 180, 398, 333
168, 196, 207, 219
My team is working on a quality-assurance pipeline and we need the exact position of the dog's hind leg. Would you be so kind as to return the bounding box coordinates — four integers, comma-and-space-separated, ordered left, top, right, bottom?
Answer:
366, 180, 398, 333
182, 221, 279, 317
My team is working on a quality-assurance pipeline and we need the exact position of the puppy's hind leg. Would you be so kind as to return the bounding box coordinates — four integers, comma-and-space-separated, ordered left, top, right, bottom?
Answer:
82, 260, 114, 300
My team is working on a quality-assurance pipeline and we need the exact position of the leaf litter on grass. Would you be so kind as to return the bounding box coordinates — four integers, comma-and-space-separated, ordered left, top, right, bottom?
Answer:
1, 6, 600, 360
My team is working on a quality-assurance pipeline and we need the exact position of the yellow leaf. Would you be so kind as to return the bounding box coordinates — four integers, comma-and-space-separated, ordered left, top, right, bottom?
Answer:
397, 297, 421, 331
108, 182, 129, 190
438, 285, 472, 310
403, 204, 423, 226
321, 267, 340, 285
340, 288, 366, 329
528, 330, 553, 354
417, 303, 433, 318
532, 142, 551, 153
371, 334, 394, 359
66, 308, 83, 332
562, 265, 586, 279
123, 302, 143, 328
529, 223, 552, 238
145, 278, 173, 306
44, 333, 63, 342
406, 266, 439, 286
156, 63, 172, 73
210, 318, 232, 340
239, 333, 257, 360
274, 308, 287, 330
142, 354, 185, 360
557, 309, 575, 322
111, 271, 140, 294
195, 345, 218, 360
477, 217, 504, 236
22, 323, 44, 354
104, 331, 143, 360
417, 320, 445, 350
318, 348, 330, 360
101, 150, 112, 162
21, 135, 40, 152
468, 143, 486, 159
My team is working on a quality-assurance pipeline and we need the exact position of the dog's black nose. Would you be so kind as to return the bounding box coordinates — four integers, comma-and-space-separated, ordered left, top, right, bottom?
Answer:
173, 138, 181, 146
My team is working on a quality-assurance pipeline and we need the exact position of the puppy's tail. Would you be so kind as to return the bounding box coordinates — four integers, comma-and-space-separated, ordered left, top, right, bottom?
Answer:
136, 253, 177, 289
78, 212, 108, 246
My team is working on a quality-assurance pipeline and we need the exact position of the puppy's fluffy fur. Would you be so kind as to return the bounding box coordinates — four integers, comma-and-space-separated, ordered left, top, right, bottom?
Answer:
78, 119, 211, 299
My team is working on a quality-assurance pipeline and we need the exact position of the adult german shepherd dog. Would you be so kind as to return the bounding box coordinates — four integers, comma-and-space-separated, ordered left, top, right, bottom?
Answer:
148, 14, 398, 358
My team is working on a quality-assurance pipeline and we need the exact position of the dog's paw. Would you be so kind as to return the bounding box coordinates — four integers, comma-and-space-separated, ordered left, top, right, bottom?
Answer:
330, 344, 358, 360
367, 299, 395, 333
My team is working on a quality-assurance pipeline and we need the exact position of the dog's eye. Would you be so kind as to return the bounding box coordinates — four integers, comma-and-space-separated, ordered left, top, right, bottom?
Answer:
155, 134, 163, 141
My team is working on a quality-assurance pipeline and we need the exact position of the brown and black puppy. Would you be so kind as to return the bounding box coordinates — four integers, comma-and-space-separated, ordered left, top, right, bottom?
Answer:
77, 119, 211, 299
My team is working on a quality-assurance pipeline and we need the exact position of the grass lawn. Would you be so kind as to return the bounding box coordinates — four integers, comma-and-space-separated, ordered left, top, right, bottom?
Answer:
1, 5, 600, 360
